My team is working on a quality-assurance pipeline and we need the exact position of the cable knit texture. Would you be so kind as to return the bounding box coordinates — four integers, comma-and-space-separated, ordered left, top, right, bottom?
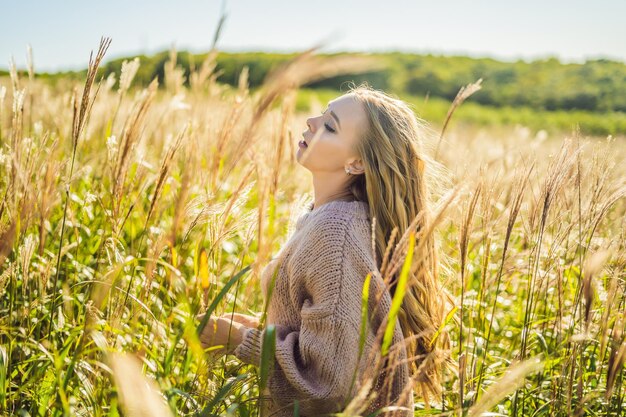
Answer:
233, 199, 414, 417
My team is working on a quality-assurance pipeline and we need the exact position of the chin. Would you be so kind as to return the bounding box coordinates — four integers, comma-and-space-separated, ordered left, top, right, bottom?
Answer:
296, 158, 309, 170
296, 148, 312, 168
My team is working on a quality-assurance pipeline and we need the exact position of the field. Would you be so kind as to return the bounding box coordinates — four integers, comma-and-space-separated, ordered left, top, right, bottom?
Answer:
1, 39, 625, 416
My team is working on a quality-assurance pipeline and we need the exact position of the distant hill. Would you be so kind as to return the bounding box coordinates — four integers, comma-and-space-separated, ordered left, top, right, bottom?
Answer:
2, 50, 626, 114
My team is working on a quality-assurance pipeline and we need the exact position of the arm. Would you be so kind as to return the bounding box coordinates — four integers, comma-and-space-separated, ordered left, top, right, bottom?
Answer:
234, 216, 368, 414
219, 311, 261, 329
235, 316, 362, 414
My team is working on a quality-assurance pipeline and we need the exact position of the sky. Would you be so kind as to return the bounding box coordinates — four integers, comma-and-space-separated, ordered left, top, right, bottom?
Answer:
3, 0, 626, 72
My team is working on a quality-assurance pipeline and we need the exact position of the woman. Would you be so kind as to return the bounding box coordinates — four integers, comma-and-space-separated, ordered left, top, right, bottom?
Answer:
199, 84, 455, 416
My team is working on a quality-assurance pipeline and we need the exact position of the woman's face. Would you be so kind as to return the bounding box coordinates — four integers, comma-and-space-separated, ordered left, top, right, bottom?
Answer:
297, 93, 368, 173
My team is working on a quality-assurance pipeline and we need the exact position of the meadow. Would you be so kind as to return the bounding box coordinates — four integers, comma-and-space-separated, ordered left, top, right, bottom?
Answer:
0, 38, 625, 416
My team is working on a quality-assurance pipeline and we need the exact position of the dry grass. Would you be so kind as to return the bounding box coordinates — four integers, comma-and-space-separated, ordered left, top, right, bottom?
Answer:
0, 36, 624, 417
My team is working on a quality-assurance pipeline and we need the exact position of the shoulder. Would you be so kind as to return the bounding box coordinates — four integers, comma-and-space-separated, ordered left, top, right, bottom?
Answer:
302, 214, 370, 260
307, 210, 352, 240
297, 202, 373, 259
295, 214, 378, 322
305, 200, 370, 234
286, 200, 374, 283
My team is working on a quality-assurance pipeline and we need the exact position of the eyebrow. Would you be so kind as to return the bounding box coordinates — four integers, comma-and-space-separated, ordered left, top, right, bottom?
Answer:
325, 106, 341, 130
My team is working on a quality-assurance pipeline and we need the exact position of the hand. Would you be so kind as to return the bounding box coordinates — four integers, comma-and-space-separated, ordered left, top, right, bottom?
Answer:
197, 314, 248, 356
219, 311, 261, 329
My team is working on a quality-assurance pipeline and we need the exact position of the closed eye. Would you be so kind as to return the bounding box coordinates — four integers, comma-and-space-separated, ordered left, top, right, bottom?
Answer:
321, 109, 336, 133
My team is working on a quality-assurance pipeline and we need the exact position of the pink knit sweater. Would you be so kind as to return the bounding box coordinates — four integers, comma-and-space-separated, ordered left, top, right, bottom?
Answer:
233, 199, 414, 416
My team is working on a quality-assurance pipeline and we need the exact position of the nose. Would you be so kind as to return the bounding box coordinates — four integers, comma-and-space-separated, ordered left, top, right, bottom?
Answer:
306, 116, 316, 132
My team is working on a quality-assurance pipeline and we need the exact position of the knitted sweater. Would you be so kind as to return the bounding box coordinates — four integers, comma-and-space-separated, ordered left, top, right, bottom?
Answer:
233, 199, 415, 417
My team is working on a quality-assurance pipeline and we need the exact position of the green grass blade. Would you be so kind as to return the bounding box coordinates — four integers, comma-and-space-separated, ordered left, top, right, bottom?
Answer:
382, 231, 415, 356
429, 305, 458, 349
259, 324, 276, 393
196, 264, 252, 336
346, 272, 372, 406
197, 373, 249, 417
259, 261, 280, 328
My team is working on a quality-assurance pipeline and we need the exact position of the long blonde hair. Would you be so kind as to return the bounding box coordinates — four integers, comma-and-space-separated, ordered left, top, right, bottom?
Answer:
344, 83, 456, 402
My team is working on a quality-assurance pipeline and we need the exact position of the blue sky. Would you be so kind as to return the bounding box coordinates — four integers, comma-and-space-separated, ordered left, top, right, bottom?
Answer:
3, 0, 626, 72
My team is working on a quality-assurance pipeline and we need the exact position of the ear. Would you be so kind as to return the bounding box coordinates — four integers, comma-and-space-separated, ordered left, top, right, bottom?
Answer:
347, 158, 365, 175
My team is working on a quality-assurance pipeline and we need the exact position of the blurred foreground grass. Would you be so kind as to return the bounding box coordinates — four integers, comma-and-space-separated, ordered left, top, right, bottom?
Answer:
0, 39, 625, 416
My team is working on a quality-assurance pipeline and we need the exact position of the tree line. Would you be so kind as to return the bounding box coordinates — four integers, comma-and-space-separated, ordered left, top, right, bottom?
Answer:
4, 50, 626, 113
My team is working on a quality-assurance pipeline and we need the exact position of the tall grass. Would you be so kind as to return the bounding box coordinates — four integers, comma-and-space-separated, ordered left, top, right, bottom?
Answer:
0, 35, 624, 417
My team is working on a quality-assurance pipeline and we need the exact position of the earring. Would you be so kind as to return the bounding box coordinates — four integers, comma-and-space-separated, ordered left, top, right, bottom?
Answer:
345, 167, 351, 175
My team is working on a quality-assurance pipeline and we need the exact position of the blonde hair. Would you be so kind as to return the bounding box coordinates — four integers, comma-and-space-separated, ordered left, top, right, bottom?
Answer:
344, 82, 456, 402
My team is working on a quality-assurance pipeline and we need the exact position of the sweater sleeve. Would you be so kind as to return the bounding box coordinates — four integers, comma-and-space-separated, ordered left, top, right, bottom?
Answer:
233, 215, 369, 415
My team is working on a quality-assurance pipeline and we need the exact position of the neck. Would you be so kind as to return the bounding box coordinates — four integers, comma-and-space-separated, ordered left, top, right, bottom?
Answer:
312, 171, 354, 209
